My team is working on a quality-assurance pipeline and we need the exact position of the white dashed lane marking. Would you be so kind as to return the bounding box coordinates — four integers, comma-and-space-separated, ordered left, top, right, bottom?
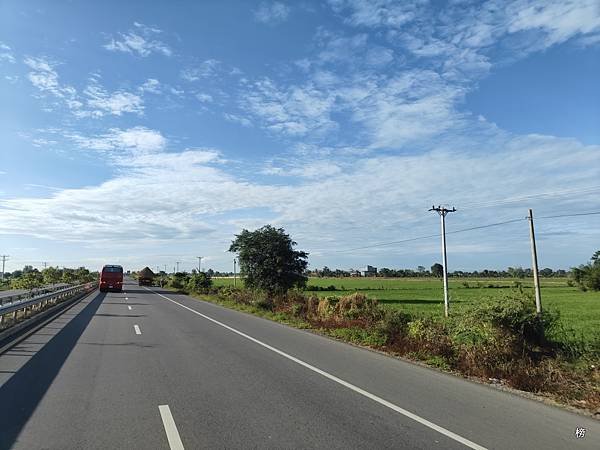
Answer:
159, 405, 185, 450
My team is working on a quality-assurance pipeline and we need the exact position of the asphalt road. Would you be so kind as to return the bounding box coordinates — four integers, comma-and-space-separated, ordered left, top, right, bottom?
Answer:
0, 278, 598, 449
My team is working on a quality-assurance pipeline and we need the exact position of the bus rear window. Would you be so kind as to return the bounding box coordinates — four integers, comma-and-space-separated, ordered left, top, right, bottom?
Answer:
102, 266, 123, 273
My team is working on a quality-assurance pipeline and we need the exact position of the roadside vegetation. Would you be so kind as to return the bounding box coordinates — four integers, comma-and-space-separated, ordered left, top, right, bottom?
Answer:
158, 226, 599, 414
0, 265, 98, 291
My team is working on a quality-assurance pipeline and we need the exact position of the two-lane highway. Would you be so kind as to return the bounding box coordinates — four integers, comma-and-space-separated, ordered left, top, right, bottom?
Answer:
0, 278, 598, 449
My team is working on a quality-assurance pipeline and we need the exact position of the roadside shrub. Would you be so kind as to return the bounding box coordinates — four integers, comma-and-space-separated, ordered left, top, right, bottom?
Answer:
405, 318, 455, 359
335, 293, 382, 323
449, 320, 497, 348
317, 296, 338, 319
187, 272, 213, 293
377, 309, 412, 341
329, 327, 387, 347
461, 290, 558, 346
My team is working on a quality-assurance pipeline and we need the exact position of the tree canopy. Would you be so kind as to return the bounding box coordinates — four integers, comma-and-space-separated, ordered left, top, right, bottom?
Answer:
431, 263, 444, 278
229, 225, 308, 294
571, 250, 600, 291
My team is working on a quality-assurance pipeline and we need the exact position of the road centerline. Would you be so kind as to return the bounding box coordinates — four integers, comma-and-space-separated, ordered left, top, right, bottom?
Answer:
145, 287, 487, 450
128, 305, 132, 311
158, 405, 185, 450
134, 324, 141, 335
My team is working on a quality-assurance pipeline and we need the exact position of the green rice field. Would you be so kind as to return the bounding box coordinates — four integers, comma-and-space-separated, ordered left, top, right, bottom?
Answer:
213, 276, 600, 342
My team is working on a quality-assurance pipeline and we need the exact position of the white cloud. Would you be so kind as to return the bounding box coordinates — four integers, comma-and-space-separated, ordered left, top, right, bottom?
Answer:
223, 112, 252, 127
104, 23, 171, 57
0, 42, 15, 63
350, 70, 465, 148
181, 60, 222, 81
329, 0, 422, 28
24, 57, 67, 96
66, 127, 167, 156
24, 59, 148, 118
196, 93, 213, 103
506, 0, 600, 48
2, 130, 598, 267
139, 78, 161, 94
82, 82, 144, 117
254, 2, 291, 24
242, 78, 336, 136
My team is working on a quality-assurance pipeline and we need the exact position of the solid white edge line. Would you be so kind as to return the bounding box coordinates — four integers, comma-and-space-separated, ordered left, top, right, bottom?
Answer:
134, 324, 141, 335
159, 404, 185, 450
145, 287, 487, 450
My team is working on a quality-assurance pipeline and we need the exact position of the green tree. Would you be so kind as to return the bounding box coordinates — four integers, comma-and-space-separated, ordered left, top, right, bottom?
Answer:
75, 267, 92, 282
187, 272, 213, 293
11, 270, 44, 290
61, 269, 77, 284
42, 267, 62, 285
169, 272, 189, 290
571, 250, 600, 291
229, 225, 308, 294
431, 263, 444, 278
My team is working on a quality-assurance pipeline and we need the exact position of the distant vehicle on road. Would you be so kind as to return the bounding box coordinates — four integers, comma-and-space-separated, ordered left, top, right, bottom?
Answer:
138, 267, 155, 286
99, 265, 123, 292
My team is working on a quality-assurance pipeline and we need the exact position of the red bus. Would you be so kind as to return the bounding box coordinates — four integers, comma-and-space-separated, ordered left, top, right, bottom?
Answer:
99, 265, 123, 292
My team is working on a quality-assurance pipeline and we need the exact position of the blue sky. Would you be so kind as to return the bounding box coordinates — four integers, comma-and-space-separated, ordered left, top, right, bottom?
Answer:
0, 0, 599, 273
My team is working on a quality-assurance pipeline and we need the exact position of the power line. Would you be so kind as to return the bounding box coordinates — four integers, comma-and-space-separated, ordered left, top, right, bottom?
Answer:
459, 185, 600, 210
331, 218, 525, 253
536, 211, 600, 219
318, 209, 599, 254
332, 233, 441, 253
446, 218, 526, 235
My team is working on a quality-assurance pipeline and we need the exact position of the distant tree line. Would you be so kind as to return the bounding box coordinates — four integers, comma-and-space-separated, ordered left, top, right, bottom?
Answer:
1, 265, 98, 290
310, 265, 570, 278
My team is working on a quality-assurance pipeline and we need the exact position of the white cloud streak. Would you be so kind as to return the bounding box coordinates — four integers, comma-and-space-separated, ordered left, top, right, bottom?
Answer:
66, 127, 167, 156
0, 42, 15, 63
104, 23, 171, 57
254, 2, 291, 24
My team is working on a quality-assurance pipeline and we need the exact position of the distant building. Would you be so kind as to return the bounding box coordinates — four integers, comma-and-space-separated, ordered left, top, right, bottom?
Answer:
360, 265, 377, 277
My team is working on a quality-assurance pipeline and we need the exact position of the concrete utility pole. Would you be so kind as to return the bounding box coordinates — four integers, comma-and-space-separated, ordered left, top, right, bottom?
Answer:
42, 261, 48, 269
196, 256, 203, 273
429, 206, 456, 318
233, 258, 237, 287
528, 209, 542, 314
1, 255, 8, 280
176, 261, 180, 273
164, 264, 167, 273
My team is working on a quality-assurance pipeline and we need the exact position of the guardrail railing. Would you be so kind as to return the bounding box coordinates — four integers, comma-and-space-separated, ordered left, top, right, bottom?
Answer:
0, 282, 96, 330
0, 283, 72, 305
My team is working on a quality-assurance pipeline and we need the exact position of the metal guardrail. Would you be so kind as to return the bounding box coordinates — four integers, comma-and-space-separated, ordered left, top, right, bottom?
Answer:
0, 283, 72, 304
0, 282, 96, 328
